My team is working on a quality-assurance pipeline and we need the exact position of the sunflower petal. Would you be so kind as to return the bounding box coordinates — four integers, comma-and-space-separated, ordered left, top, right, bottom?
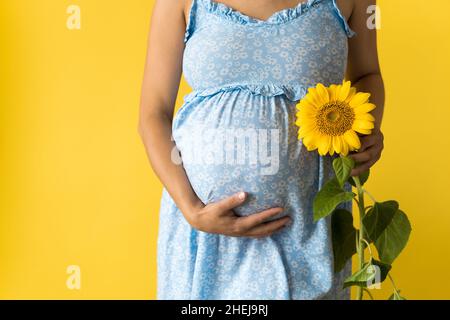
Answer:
338, 81, 351, 101
297, 106, 317, 117
353, 128, 372, 135
298, 98, 318, 111
333, 136, 342, 154
328, 84, 338, 101
345, 87, 357, 103
297, 112, 317, 124
353, 120, 375, 130
302, 134, 320, 151
355, 113, 375, 122
318, 135, 332, 156
334, 84, 341, 102
305, 90, 322, 107
329, 143, 335, 156
341, 138, 349, 156
349, 92, 371, 107
354, 103, 376, 114
316, 83, 330, 104
344, 130, 361, 150
298, 124, 317, 138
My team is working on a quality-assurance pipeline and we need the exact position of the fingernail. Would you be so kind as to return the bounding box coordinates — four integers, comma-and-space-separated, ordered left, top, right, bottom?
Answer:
237, 192, 246, 200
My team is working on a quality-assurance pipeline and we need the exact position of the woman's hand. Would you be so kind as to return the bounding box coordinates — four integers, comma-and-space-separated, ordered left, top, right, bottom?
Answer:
186, 192, 291, 239
350, 128, 384, 176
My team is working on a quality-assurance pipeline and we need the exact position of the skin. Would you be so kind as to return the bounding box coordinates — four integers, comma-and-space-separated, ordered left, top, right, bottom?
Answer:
138, 0, 384, 238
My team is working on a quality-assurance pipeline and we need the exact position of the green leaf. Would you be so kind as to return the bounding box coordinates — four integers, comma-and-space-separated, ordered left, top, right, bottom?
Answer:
375, 209, 412, 264
344, 263, 373, 288
331, 209, 357, 272
388, 290, 407, 300
363, 201, 399, 242
313, 178, 354, 222
333, 156, 355, 188
344, 259, 391, 288
348, 169, 370, 187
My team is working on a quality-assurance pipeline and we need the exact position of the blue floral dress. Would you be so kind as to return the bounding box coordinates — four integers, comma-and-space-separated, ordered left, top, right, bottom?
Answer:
157, 0, 355, 300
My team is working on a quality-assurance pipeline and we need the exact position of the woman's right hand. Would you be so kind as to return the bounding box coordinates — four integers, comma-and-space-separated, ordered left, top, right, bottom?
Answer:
186, 192, 291, 238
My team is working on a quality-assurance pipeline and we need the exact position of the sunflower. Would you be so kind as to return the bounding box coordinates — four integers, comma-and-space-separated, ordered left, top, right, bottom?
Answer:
295, 81, 376, 156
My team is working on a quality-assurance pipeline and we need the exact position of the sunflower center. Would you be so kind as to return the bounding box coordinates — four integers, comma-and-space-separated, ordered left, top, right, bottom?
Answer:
315, 102, 355, 136
326, 111, 340, 122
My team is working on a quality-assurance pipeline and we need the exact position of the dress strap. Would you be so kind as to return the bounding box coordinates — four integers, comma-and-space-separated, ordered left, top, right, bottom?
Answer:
331, 0, 356, 38
184, 0, 198, 43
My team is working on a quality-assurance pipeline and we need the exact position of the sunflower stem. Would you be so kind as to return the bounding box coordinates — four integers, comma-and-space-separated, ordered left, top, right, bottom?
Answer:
353, 175, 366, 300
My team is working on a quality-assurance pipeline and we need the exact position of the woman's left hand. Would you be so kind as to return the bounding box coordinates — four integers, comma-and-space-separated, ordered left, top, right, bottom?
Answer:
349, 128, 384, 176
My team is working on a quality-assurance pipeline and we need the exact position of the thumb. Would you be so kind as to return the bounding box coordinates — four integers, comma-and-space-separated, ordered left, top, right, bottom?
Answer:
215, 192, 247, 212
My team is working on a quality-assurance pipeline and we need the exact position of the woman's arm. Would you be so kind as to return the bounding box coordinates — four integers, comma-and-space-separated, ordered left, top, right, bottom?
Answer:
346, 0, 385, 176
138, 0, 198, 218
138, 0, 290, 237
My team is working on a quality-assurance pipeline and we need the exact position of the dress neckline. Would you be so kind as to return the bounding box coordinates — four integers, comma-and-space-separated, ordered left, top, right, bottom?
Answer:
204, 0, 325, 25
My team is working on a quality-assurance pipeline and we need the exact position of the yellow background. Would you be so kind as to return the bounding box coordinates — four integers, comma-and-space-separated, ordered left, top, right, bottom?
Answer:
1, 0, 449, 299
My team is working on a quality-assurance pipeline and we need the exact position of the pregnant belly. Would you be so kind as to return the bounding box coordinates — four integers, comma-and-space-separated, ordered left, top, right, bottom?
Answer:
172, 90, 317, 216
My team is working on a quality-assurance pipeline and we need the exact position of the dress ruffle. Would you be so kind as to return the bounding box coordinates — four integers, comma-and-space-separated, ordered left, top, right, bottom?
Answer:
184, 0, 198, 42
183, 83, 307, 103
185, 0, 355, 42
201, 0, 325, 26
331, 0, 356, 38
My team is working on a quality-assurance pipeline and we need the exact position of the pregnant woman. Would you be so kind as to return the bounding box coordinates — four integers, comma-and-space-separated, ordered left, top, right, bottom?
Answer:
138, 0, 385, 299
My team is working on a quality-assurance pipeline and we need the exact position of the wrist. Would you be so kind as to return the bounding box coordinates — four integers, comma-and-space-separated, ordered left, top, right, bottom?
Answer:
182, 198, 205, 224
